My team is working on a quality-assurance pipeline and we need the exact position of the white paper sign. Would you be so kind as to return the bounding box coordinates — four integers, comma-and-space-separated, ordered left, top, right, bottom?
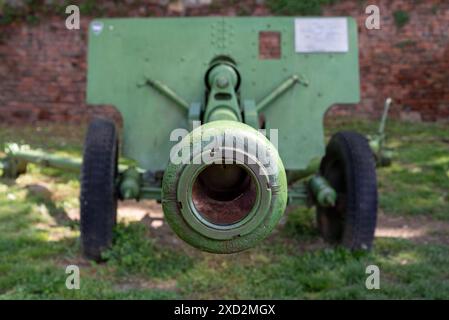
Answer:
295, 18, 349, 53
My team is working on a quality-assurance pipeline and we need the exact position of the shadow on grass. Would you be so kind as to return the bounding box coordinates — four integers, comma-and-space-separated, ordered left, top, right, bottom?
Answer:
2, 184, 449, 299
24, 183, 78, 228
0, 191, 186, 299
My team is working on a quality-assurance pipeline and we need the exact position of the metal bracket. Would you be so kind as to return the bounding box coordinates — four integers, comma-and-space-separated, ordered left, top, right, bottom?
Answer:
141, 78, 190, 113
203, 64, 242, 123
256, 74, 308, 112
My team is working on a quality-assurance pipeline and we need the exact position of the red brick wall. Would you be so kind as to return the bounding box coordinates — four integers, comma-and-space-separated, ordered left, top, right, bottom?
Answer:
323, 0, 449, 121
0, 17, 109, 123
0, 0, 447, 123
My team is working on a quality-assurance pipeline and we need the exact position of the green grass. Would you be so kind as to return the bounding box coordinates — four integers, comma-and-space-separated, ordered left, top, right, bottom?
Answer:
0, 119, 448, 299
325, 118, 449, 220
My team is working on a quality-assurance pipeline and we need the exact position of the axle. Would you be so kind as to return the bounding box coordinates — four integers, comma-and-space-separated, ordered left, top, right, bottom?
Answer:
2, 143, 82, 175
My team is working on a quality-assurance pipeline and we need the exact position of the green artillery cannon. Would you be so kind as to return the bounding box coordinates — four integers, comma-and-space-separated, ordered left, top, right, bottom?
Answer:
369, 97, 394, 167
1, 17, 379, 260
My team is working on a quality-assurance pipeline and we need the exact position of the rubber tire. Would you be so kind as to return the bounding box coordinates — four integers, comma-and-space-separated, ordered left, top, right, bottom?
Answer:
80, 117, 118, 261
317, 131, 378, 250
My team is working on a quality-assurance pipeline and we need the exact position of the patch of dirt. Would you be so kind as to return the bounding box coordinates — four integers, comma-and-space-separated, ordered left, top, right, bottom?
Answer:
118, 200, 193, 251
56, 255, 96, 274
66, 199, 163, 224
277, 208, 449, 252
376, 212, 449, 245
118, 200, 163, 221
35, 190, 449, 252
114, 202, 449, 248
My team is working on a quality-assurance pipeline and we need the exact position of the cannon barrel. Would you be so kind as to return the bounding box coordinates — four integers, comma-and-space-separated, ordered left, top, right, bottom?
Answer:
162, 120, 287, 254
159, 61, 289, 253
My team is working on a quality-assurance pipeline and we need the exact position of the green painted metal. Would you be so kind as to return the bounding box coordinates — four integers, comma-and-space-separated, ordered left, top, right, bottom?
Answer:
0, 157, 27, 179
368, 97, 394, 166
188, 102, 202, 125
203, 63, 242, 123
287, 181, 309, 206
286, 156, 321, 183
309, 175, 337, 207
161, 120, 287, 253
83, 16, 360, 252
119, 167, 141, 199
256, 74, 302, 112
378, 98, 392, 137
0, 143, 131, 177
140, 186, 162, 201
242, 100, 258, 129
87, 17, 360, 173
144, 79, 190, 112
3, 143, 81, 173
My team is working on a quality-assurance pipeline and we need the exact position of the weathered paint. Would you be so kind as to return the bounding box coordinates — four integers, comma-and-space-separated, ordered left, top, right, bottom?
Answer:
86, 17, 360, 172
161, 121, 287, 253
